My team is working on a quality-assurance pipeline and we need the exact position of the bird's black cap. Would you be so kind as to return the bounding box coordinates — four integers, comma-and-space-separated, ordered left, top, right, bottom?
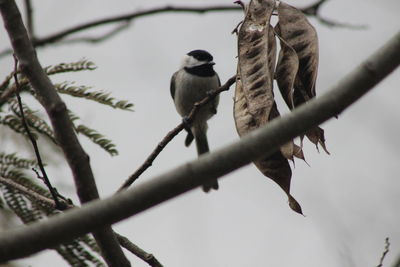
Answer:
187, 50, 213, 62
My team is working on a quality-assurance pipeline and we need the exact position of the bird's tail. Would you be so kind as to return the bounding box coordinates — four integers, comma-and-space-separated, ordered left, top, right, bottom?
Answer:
193, 125, 219, 192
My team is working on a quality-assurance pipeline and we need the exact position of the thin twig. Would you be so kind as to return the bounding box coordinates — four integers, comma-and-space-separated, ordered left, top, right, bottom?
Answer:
115, 232, 163, 267
28, 5, 242, 47
23, 0, 34, 37
302, 0, 367, 29
0, 2, 363, 57
117, 75, 237, 192
13, 55, 64, 210
58, 22, 130, 45
376, 237, 390, 267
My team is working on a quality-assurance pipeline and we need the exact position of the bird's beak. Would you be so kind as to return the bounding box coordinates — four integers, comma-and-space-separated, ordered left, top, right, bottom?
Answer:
208, 61, 215, 65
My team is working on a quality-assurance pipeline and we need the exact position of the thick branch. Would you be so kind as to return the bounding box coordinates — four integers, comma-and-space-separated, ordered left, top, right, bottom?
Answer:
0, 1, 130, 266
0, 176, 163, 266
0, 30, 398, 262
23, 0, 34, 37
117, 75, 236, 192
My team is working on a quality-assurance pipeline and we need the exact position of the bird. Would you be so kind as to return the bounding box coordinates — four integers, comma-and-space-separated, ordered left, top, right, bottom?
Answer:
170, 49, 220, 192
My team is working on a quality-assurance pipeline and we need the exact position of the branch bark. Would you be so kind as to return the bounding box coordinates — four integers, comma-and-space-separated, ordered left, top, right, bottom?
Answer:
0, 1, 130, 266
0, 29, 398, 262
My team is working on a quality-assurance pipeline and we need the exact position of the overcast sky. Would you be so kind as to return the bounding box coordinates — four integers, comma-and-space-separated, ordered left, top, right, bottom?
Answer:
1, 0, 400, 266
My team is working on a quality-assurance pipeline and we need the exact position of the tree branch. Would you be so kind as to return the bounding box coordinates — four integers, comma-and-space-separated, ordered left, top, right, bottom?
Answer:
23, 0, 34, 37
58, 22, 130, 45
0, 29, 398, 262
117, 75, 236, 192
376, 237, 390, 267
115, 232, 164, 267
0, 1, 130, 266
13, 55, 65, 210
0, 1, 360, 57
0, 176, 163, 266
301, 0, 367, 29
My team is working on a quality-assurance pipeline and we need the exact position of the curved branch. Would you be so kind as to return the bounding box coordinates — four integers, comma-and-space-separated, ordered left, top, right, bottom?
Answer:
0, 30, 398, 262
0, 1, 130, 266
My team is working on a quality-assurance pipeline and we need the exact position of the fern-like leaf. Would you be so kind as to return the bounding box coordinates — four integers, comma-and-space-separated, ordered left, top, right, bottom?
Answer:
0, 152, 38, 169
79, 234, 101, 254
0, 70, 15, 94
8, 98, 57, 144
76, 124, 118, 156
0, 169, 106, 267
0, 168, 51, 198
55, 82, 134, 111
1, 185, 43, 224
1, 59, 97, 103
0, 114, 38, 139
44, 58, 97, 76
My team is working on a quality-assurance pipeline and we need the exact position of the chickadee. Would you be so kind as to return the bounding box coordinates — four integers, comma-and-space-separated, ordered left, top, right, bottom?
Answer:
170, 49, 220, 192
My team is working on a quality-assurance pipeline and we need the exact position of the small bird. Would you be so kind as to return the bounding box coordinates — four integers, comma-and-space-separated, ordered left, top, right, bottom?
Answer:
170, 49, 220, 192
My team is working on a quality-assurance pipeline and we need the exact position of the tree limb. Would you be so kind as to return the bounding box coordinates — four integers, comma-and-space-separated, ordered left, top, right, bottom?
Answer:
0, 1, 130, 266
117, 75, 236, 192
23, 0, 34, 37
0, 1, 360, 57
0, 29, 398, 262
0, 175, 163, 266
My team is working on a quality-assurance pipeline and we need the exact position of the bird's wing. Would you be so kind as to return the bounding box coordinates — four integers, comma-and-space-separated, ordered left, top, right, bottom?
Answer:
211, 73, 221, 114
170, 71, 178, 100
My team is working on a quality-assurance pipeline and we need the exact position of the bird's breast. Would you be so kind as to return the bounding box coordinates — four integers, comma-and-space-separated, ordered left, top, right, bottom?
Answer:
174, 71, 219, 117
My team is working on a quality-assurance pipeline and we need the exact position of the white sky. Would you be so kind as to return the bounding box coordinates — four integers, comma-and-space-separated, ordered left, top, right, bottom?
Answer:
1, 0, 400, 266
